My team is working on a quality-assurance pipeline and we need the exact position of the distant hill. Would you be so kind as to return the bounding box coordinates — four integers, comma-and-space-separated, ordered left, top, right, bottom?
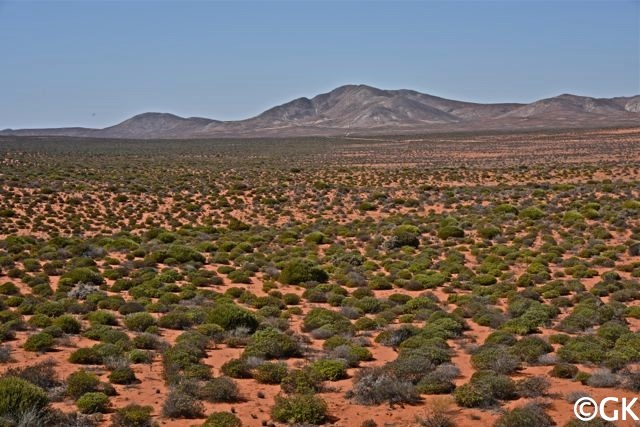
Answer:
2, 85, 638, 138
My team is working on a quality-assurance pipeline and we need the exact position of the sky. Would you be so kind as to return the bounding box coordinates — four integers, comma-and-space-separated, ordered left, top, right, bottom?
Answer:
0, 0, 638, 129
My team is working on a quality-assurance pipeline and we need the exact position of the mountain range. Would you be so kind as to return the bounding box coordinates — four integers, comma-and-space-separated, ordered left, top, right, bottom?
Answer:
2, 85, 639, 138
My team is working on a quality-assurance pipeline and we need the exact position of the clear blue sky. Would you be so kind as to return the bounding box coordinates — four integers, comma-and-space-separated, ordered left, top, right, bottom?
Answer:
1, 0, 638, 129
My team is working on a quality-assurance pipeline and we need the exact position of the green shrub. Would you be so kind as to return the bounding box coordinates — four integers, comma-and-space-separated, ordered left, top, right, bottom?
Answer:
69, 347, 103, 364
28, 313, 52, 329
519, 207, 545, 220
271, 394, 328, 425
61, 267, 104, 286
125, 312, 156, 332
478, 225, 501, 239
24, 332, 55, 352
109, 366, 138, 384
66, 369, 99, 399
470, 345, 520, 374
303, 308, 352, 334
196, 323, 226, 341
510, 336, 553, 363
305, 231, 328, 244
283, 293, 301, 305
228, 270, 252, 284
0, 376, 49, 419
550, 363, 578, 379
220, 358, 252, 379
438, 225, 464, 239
112, 404, 154, 427
129, 349, 152, 364
253, 362, 288, 384
558, 336, 608, 363
281, 369, 324, 394
390, 225, 421, 248
494, 204, 518, 215
76, 392, 109, 414
83, 324, 129, 344
494, 403, 553, 427
166, 245, 205, 263
87, 310, 118, 326
416, 370, 456, 394
309, 359, 348, 381
244, 328, 301, 359
158, 311, 193, 330
453, 383, 490, 408
280, 259, 328, 284
470, 370, 517, 401
207, 304, 258, 332
472, 274, 497, 286
202, 412, 242, 427
133, 333, 163, 350
53, 315, 82, 334
199, 377, 240, 402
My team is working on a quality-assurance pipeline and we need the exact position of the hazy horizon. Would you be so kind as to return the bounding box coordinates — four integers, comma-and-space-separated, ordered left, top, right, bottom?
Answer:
1, 0, 638, 129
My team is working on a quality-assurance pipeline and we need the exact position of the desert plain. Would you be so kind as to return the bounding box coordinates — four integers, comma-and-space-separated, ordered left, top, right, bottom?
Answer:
0, 127, 639, 426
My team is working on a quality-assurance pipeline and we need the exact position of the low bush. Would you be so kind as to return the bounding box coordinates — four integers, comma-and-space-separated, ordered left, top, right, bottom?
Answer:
112, 404, 155, 427
86, 310, 118, 326
271, 393, 328, 425
279, 259, 328, 285
5, 359, 60, 390
281, 368, 324, 394
0, 376, 49, 419
220, 358, 252, 379
158, 311, 193, 330
586, 369, 619, 388
67, 369, 100, 399
550, 362, 578, 379
108, 366, 138, 384
253, 362, 288, 384
390, 225, 421, 248
69, 347, 103, 364
199, 377, 240, 403
302, 308, 353, 335
389, 352, 437, 384
438, 225, 464, 239
53, 315, 82, 334
516, 376, 550, 397
470, 345, 520, 374
243, 328, 301, 359
309, 359, 348, 381
519, 207, 545, 220
129, 349, 152, 364
416, 397, 455, 427
453, 383, 491, 408
24, 332, 55, 352
470, 370, 518, 401
510, 336, 553, 363
416, 373, 456, 394
350, 367, 419, 406
207, 304, 258, 332
133, 333, 163, 350
124, 312, 156, 332
202, 412, 242, 427
558, 336, 608, 364
76, 392, 109, 414
162, 388, 204, 419
494, 403, 553, 427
